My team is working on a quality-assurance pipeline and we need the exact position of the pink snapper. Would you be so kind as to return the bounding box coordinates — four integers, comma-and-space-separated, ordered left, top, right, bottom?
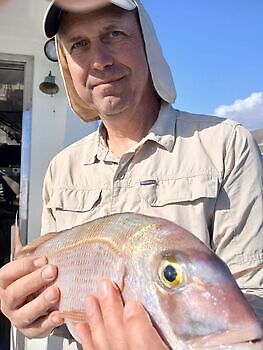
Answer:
16, 213, 263, 349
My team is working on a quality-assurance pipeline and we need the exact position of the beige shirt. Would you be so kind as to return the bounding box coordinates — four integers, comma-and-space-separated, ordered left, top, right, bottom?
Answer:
42, 102, 263, 347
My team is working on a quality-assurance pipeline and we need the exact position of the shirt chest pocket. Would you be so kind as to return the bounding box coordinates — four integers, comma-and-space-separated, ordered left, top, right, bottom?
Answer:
139, 175, 218, 246
140, 175, 218, 207
47, 189, 102, 230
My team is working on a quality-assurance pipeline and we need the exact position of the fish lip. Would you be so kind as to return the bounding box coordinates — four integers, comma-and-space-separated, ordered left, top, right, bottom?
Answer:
187, 325, 263, 348
201, 339, 263, 350
188, 339, 263, 350
211, 339, 263, 350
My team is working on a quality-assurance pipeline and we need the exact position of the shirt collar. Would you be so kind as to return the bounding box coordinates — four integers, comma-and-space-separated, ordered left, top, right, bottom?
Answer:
83, 122, 119, 165
83, 102, 177, 165
142, 101, 176, 152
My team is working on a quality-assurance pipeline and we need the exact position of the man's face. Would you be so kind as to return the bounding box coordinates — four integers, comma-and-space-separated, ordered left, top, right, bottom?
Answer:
59, 6, 154, 118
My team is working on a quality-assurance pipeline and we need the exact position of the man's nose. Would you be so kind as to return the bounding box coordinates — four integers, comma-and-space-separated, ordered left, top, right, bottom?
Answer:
90, 43, 114, 71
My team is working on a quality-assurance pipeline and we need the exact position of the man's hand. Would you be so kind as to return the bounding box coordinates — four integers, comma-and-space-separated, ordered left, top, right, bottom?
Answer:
0, 256, 64, 338
76, 279, 169, 350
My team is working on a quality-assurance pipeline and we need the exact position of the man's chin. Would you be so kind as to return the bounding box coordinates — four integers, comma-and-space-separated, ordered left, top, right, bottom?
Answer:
95, 99, 130, 119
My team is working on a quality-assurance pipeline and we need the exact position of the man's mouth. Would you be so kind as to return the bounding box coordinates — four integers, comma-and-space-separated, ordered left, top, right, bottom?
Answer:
91, 76, 125, 89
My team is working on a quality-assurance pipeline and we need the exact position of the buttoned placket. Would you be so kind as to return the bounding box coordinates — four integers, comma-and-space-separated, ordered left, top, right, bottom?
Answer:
90, 102, 177, 215
109, 151, 135, 212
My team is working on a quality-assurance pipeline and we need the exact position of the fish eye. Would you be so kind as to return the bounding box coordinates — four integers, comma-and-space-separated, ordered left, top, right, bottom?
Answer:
163, 265, 177, 282
158, 256, 185, 288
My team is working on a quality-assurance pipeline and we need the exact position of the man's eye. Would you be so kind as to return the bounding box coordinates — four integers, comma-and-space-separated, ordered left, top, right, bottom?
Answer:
109, 31, 122, 38
72, 40, 87, 49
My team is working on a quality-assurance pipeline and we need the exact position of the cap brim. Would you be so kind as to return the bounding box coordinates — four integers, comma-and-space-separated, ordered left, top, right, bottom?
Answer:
44, 2, 61, 38
43, 0, 137, 38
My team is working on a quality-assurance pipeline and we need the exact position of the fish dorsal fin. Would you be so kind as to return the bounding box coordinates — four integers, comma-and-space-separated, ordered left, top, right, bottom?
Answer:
15, 232, 58, 259
13, 211, 23, 258
233, 264, 263, 280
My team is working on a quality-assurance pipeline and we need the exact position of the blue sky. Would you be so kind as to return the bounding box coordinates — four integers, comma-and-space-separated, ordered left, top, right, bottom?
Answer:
142, 0, 263, 130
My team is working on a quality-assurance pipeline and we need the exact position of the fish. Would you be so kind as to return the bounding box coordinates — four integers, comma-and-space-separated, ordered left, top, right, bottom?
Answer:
15, 212, 263, 349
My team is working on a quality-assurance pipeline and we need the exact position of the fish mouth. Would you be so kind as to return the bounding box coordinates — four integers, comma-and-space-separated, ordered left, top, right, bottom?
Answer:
188, 324, 263, 349
207, 339, 263, 350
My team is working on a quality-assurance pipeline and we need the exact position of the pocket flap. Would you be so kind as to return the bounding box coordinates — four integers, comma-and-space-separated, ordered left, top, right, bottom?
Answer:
47, 189, 102, 212
149, 176, 218, 206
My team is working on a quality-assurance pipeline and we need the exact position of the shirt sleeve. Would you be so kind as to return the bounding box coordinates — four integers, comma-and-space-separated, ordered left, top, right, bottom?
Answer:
212, 123, 263, 323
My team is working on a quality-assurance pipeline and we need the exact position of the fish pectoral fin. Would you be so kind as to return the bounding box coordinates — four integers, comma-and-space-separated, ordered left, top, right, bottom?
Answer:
59, 311, 87, 323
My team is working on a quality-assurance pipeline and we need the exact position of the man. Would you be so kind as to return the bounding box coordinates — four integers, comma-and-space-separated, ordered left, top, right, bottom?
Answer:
0, 0, 262, 349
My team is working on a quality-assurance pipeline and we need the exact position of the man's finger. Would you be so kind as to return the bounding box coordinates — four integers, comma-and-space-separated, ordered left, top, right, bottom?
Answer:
2, 264, 57, 310
19, 310, 64, 339
124, 301, 169, 350
97, 279, 126, 350
0, 256, 47, 289
84, 295, 110, 350
12, 286, 60, 329
75, 322, 94, 350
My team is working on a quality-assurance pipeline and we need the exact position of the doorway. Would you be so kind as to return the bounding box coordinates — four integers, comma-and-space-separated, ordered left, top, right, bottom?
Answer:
0, 54, 33, 350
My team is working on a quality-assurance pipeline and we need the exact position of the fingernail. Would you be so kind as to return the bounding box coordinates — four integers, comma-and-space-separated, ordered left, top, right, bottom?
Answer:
52, 315, 64, 326
45, 288, 58, 303
34, 257, 47, 268
42, 266, 56, 281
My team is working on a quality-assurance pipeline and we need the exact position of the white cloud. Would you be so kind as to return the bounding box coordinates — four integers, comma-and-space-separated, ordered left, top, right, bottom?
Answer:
214, 92, 263, 130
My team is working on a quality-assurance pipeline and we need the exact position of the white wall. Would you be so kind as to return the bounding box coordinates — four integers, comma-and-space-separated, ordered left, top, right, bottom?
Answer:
0, 1, 97, 349
0, 0, 67, 243
64, 107, 98, 147
0, 0, 98, 237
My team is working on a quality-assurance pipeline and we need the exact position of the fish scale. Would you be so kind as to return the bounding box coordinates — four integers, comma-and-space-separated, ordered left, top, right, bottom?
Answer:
16, 212, 263, 349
